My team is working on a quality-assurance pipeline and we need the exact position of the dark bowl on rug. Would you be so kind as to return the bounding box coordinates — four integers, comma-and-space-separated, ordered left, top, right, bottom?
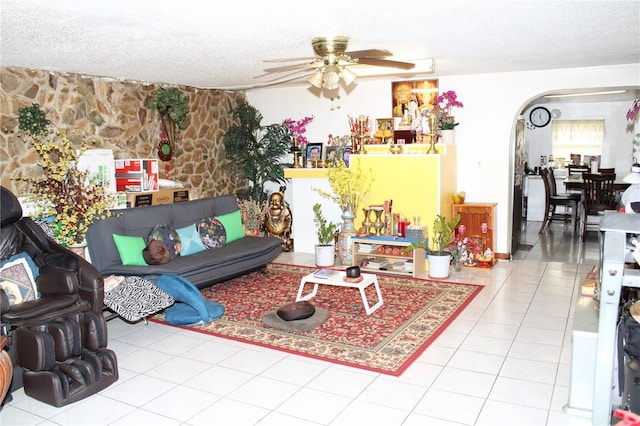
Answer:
276, 301, 315, 321
262, 308, 329, 332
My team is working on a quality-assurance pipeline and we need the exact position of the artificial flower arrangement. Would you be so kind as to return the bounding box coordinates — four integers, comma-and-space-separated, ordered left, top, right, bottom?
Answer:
238, 198, 266, 234
436, 90, 464, 130
313, 159, 373, 214
449, 234, 482, 267
325, 133, 352, 164
16, 104, 116, 247
283, 115, 314, 150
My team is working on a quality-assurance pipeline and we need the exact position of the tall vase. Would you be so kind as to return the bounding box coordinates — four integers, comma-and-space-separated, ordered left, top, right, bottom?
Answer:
68, 241, 88, 259
338, 210, 357, 266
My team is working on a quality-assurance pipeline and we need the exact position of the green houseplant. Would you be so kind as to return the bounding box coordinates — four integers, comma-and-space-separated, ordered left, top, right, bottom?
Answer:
403, 213, 460, 279
312, 203, 338, 267
223, 102, 291, 203
149, 87, 190, 159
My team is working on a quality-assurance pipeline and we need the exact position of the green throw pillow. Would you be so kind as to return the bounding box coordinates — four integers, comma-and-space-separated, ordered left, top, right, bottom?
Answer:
112, 234, 147, 266
176, 223, 207, 256
215, 210, 244, 243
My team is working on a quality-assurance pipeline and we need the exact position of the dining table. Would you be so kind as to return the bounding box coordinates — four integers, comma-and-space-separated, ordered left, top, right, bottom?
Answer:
563, 175, 631, 192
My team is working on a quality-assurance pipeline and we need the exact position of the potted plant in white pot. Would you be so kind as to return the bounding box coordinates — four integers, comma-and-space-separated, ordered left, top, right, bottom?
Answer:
404, 213, 460, 279
312, 203, 339, 267
436, 90, 463, 145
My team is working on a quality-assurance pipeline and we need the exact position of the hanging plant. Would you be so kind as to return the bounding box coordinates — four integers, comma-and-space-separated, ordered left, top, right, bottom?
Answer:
148, 87, 189, 161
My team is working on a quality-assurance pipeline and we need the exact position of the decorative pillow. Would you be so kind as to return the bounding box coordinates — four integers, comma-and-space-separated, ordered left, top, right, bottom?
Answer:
0, 256, 39, 305
197, 217, 226, 249
104, 276, 174, 322
112, 234, 148, 266
0, 252, 39, 283
215, 210, 244, 243
148, 224, 181, 259
175, 223, 207, 256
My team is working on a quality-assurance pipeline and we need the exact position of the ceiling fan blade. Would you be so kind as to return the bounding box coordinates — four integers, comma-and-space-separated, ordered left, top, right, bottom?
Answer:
254, 68, 314, 82
346, 49, 392, 59
261, 61, 320, 74
356, 58, 415, 70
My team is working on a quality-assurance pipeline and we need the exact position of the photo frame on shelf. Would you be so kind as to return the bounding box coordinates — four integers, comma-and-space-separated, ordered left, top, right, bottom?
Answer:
376, 118, 394, 132
324, 146, 339, 164
306, 143, 323, 162
343, 147, 353, 167
391, 79, 438, 117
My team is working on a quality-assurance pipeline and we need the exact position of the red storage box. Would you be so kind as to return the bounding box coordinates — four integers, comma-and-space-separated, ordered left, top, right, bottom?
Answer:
114, 159, 159, 192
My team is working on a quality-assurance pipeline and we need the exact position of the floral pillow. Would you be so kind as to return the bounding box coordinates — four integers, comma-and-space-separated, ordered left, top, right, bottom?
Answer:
148, 224, 181, 259
196, 217, 226, 249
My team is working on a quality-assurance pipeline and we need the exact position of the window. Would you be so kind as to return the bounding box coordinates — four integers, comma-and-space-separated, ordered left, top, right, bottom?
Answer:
552, 120, 605, 163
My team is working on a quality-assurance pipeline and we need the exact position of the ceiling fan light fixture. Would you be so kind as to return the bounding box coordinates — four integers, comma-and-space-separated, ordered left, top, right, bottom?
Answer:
308, 69, 324, 88
322, 65, 340, 90
340, 66, 357, 86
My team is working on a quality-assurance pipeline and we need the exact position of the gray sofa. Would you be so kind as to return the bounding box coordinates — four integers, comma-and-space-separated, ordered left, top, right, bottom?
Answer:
86, 194, 282, 289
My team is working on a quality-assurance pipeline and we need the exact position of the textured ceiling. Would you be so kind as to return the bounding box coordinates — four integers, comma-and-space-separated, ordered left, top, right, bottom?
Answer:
1, 0, 639, 91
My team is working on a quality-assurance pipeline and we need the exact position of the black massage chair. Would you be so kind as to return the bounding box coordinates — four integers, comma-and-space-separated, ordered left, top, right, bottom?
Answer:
0, 186, 118, 407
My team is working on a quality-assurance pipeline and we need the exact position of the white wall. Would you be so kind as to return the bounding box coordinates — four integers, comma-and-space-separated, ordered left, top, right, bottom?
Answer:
247, 64, 639, 255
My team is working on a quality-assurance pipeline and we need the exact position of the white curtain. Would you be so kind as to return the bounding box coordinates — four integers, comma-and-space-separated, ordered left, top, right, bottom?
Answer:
552, 120, 605, 161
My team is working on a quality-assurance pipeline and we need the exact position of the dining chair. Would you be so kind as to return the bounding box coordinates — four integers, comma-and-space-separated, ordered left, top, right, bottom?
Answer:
539, 167, 580, 233
597, 167, 616, 176
581, 172, 617, 240
567, 165, 589, 177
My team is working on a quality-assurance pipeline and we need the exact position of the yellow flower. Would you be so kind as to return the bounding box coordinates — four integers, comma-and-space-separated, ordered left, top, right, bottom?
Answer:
314, 160, 373, 213
16, 128, 116, 246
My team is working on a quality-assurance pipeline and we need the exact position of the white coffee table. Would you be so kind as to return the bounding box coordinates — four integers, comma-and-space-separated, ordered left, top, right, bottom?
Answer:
296, 271, 383, 315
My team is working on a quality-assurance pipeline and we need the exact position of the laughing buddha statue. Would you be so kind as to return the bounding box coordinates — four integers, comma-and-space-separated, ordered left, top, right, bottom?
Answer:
264, 186, 293, 252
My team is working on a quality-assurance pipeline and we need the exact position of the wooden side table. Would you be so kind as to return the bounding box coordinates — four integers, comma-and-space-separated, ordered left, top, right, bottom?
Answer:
452, 203, 497, 261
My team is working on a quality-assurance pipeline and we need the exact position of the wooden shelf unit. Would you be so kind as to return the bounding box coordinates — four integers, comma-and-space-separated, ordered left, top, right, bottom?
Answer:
452, 203, 497, 259
352, 236, 426, 278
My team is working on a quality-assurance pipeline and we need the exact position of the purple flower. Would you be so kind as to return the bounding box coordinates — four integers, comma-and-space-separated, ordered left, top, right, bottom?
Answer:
627, 99, 640, 123
284, 116, 314, 147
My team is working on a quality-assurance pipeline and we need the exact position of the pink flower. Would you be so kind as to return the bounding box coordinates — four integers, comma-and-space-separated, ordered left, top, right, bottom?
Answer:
436, 90, 464, 118
627, 99, 640, 123
283, 116, 314, 147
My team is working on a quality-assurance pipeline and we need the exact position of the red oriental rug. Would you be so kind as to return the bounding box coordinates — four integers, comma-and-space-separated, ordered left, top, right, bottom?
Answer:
150, 263, 484, 376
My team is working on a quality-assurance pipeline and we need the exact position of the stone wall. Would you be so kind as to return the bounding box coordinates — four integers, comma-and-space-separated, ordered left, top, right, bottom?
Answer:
0, 66, 246, 198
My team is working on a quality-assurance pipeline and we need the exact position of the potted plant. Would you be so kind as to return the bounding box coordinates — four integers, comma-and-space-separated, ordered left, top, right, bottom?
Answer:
313, 158, 373, 265
436, 91, 463, 145
16, 104, 115, 249
223, 102, 291, 203
404, 213, 461, 279
312, 203, 338, 267
148, 87, 190, 159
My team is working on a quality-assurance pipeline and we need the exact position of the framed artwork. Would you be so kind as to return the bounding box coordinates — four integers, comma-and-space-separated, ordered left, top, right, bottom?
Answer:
343, 147, 352, 167
324, 146, 339, 164
376, 118, 394, 132
391, 79, 439, 117
306, 143, 323, 162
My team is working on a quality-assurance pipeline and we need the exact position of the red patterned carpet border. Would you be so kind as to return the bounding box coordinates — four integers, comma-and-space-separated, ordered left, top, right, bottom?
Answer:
150, 263, 484, 376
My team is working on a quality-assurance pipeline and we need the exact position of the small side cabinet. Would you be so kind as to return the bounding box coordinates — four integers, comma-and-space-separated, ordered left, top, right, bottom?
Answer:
452, 203, 497, 258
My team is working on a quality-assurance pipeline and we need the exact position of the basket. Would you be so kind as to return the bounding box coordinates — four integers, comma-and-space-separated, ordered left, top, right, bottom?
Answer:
451, 192, 466, 204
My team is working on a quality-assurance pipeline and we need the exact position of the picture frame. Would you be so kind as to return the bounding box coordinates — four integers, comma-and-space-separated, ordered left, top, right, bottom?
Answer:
306, 143, 323, 162
376, 118, 394, 132
391, 79, 439, 117
324, 146, 339, 164
343, 147, 352, 167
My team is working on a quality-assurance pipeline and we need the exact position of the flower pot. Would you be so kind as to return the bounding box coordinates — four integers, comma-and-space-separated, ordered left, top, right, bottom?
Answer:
315, 244, 335, 267
427, 251, 451, 279
440, 129, 455, 145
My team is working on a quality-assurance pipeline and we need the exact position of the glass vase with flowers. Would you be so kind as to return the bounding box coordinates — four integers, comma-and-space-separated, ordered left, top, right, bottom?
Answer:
16, 104, 116, 247
313, 158, 373, 265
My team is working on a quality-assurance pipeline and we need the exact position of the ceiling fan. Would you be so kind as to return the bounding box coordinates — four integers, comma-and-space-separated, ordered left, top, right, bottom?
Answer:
258, 35, 416, 90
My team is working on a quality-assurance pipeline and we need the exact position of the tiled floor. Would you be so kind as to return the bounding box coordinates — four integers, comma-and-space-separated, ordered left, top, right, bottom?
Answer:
2, 221, 603, 425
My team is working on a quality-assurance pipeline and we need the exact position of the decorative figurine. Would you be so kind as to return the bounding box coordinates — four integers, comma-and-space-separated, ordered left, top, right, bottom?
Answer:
264, 186, 293, 252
